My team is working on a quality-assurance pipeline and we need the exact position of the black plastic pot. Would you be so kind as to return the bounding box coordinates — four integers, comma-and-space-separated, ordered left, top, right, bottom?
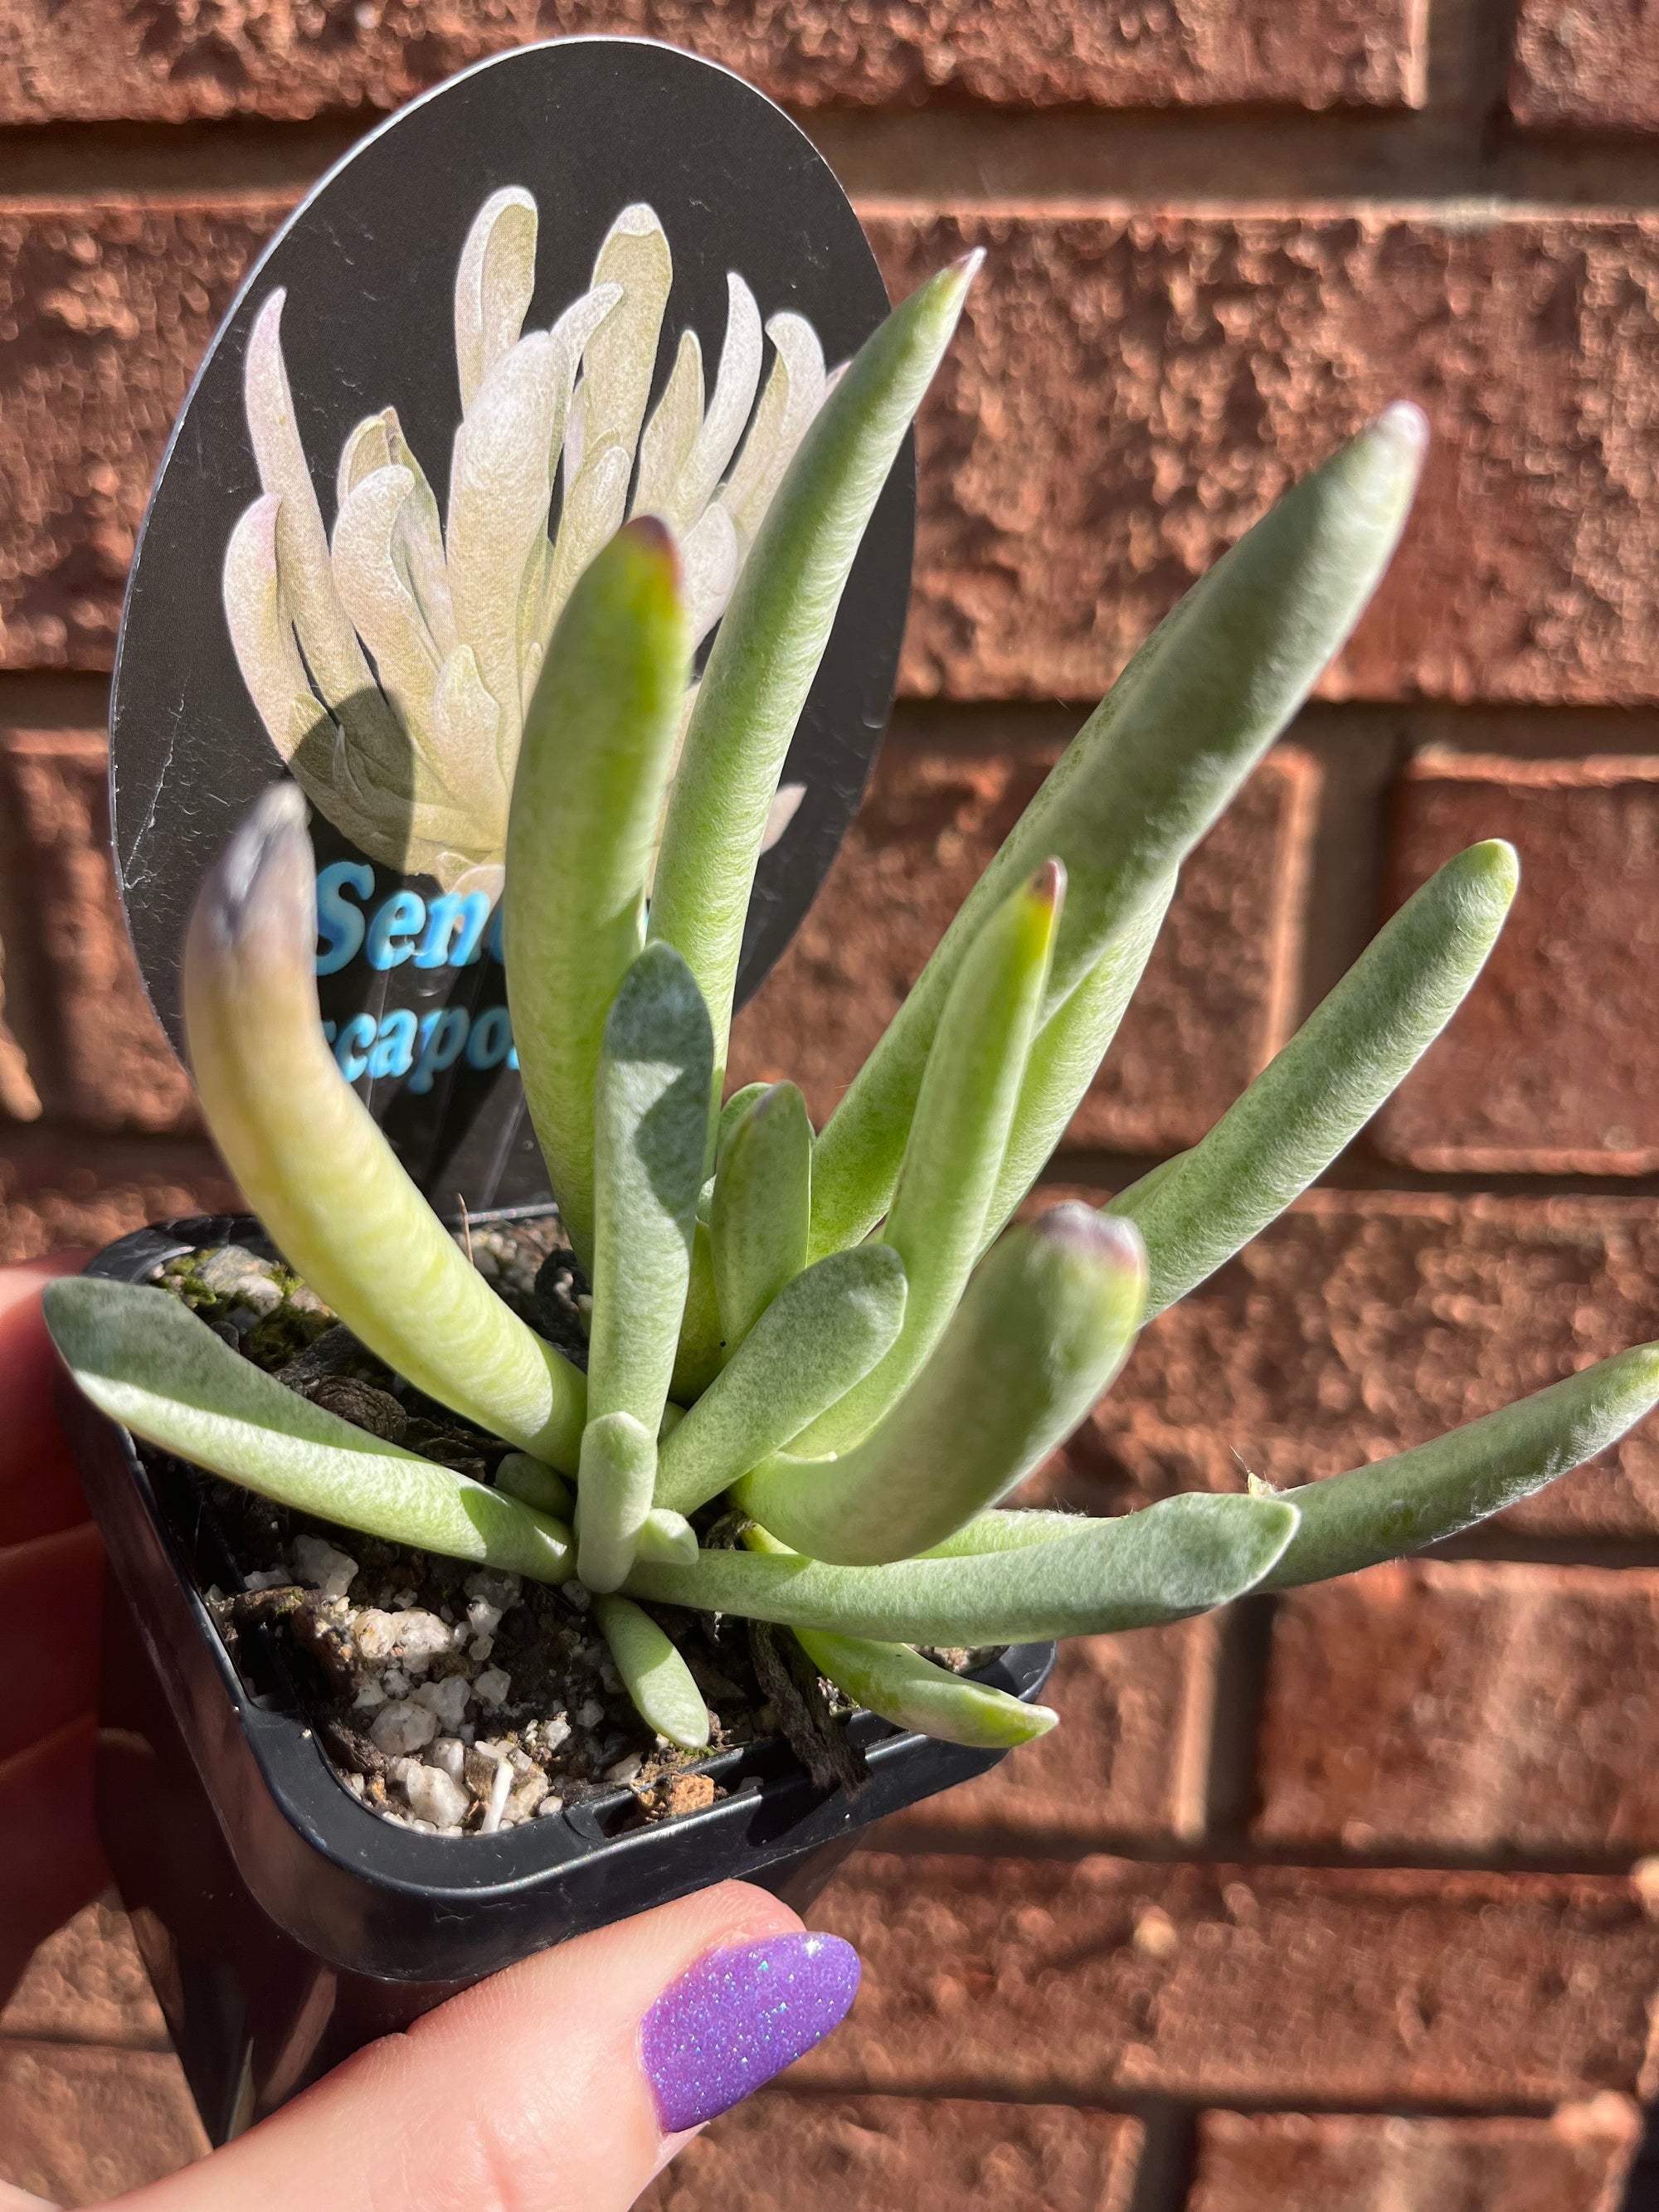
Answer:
59, 1213, 1057, 2144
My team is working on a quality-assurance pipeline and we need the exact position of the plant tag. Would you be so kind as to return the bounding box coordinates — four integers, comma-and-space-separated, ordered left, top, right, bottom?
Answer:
109, 37, 912, 1209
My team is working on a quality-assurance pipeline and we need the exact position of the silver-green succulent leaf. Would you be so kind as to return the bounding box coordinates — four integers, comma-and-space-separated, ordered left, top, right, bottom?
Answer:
44, 1277, 574, 1582
625, 1490, 1299, 1642
576, 1410, 659, 1596
587, 940, 715, 1442
649, 253, 981, 1095
795, 860, 1063, 1456
1112, 839, 1519, 1317
794, 1631, 1057, 1749
1262, 1344, 1659, 1589
182, 782, 585, 1466
710, 1080, 813, 1355
505, 517, 690, 1271
737, 1206, 1146, 1565
809, 403, 1429, 1260
591, 1593, 711, 1751
654, 1244, 910, 1519
983, 877, 1175, 1245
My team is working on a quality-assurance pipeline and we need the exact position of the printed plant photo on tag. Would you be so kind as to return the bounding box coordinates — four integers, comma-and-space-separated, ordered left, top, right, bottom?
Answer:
111, 37, 912, 1209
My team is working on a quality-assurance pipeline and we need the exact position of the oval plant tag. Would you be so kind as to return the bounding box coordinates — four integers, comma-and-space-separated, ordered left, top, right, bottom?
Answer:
110, 37, 912, 1210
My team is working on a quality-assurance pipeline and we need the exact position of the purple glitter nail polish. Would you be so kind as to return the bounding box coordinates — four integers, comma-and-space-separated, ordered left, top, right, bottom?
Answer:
642, 1932, 862, 2132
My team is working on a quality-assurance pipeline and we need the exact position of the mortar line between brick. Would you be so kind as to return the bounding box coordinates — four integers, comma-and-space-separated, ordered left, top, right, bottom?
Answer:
0, 2025, 173, 2055
776, 2072, 1588, 2122
867, 1828, 1659, 1875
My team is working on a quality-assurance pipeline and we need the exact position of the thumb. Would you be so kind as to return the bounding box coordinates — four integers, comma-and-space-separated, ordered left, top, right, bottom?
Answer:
109, 1879, 859, 2212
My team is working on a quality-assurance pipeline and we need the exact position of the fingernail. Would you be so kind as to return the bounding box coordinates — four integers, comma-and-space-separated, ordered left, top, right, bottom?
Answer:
641, 1932, 861, 2132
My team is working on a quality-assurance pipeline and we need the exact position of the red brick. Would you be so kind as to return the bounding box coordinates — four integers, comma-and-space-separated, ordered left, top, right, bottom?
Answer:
1190, 2102, 1641, 2212
882, 1619, 1214, 1849
1256, 1562, 1659, 1859
0, 200, 286, 672
0, 1127, 237, 1265
1051, 1188, 1659, 1543
0, 732, 196, 1133
0, 1900, 168, 2050
1511, 0, 1659, 134
872, 209, 1659, 707
642, 2092, 1141, 2212
731, 738, 1311, 1155
800, 1853, 1659, 2105
1375, 754, 1659, 1174
0, 2, 1424, 124
0, 2042, 206, 2203
7, 206, 1659, 714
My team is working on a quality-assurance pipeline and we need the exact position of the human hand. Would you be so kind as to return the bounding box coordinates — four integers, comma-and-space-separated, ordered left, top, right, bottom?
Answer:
0, 1258, 860, 2212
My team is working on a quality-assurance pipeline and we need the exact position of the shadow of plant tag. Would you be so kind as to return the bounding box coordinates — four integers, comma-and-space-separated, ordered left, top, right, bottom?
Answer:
110, 36, 913, 1213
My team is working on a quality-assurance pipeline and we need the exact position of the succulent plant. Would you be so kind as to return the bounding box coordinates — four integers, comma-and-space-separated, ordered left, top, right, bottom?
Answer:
48, 248, 1659, 1773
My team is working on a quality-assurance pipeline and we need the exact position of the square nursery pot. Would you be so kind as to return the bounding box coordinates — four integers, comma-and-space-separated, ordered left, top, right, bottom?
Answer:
56, 1210, 1057, 2145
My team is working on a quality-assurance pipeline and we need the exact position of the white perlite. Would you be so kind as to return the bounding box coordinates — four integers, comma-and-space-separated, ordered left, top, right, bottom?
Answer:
370, 1699, 438, 1756
479, 1756, 513, 1835
413, 1675, 469, 1733
403, 1762, 470, 1830
291, 1534, 358, 1602
474, 1666, 511, 1710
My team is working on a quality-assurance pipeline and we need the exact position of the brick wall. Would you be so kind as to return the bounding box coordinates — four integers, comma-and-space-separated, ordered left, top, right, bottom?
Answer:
4, 2, 1659, 2206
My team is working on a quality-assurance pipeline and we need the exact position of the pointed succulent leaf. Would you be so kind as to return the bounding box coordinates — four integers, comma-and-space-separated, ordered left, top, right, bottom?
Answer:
710, 1081, 813, 1355
454, 186, 538, 414
1262, 1344, 1659, 1590
793, 1629, 1057, 1749
505, 519, 690, 1271
655, 1245, 908, 1518
984, 878, 1175, 1243
45, 1277, 575, 1581
1113, 839, 1518, 1317
739, 1207, 1145, 1563
577, 1410, 658, 1594
330, 464, 442, 747
183, 785, 586, 1465
649, 255, 980, 1093
625, 1490, 1298, 1642
586, 941, 714, 1438
591, 1593, 710, 1751
810, 404, 1429, 1260
795, 861, 1062, 1456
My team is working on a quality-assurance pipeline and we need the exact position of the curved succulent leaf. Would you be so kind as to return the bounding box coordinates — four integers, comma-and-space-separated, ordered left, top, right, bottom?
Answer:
739, 1207, 1145, 1564
810, 404, 1429, 1260
655, 1245, 909, 1518
1113, 839, 1519, 1317
710, 1081, 813, 1355
183, 785, 586, 1465
1262, 1344, 1659, 1589
454, 186, 538, 415
984, 878, 1175, 1243
624, 1490, 1298, 1643
505, 520, 690, 1271
45, 1277, 575, 1582
649, 254, 980, 1093
793, 1628, 1058, 1748
669, 1221, 726, 1403
591, 1593, 710, 1751
795, 863, 1062, 1456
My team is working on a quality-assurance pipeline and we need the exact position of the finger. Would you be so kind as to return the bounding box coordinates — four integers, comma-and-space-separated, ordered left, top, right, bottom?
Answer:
0, 1524, 103, 1763
0, 1254, 94, 1547
125, 1879, 860, 2212
0, 1718, 106, 2005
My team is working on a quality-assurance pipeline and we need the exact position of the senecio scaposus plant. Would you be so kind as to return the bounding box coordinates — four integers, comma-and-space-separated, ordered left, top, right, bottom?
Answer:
46, 241, 1659, 1773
